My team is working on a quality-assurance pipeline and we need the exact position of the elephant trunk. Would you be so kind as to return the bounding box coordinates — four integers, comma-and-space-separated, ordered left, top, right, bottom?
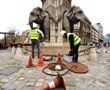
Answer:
29, 15, 34, 29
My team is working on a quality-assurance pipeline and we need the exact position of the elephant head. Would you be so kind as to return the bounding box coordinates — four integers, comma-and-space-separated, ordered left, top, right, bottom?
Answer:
66, 6, 86, 32
67, 6, 85, 24
29, 7, 50, 41
29, 7, 45, 29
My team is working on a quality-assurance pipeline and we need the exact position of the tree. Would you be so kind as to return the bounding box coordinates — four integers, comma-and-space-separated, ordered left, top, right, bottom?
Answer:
6, 27, 16, 44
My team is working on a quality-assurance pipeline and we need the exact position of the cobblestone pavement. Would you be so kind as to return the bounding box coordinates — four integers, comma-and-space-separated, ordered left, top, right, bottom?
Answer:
0, 47, 110, 90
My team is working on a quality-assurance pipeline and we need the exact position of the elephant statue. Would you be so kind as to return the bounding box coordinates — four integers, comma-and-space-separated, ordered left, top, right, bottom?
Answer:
63, 5, 86, 33
29, 5, 86, 42
29, 7, 50, 41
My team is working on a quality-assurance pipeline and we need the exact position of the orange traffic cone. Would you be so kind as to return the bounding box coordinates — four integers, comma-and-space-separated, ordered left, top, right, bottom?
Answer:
26, 56, 34, 68
56, 53, 62, 64
43, 73, 66, 90
36, 50, 45, 67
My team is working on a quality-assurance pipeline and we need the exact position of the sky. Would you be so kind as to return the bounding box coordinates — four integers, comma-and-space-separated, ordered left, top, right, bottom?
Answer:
0, 0, 109, 39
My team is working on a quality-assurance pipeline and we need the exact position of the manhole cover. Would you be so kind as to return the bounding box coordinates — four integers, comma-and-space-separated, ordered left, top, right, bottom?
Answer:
42, 63, 68, 76
48, 63, 66, 71
0, 66, 22, 76
66, 63, 88, 73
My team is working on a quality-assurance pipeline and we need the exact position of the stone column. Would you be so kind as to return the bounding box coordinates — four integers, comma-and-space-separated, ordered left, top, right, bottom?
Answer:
49, 0, 63, 43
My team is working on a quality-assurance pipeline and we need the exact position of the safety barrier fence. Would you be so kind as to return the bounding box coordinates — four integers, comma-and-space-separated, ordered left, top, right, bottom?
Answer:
23, 45, 93, 57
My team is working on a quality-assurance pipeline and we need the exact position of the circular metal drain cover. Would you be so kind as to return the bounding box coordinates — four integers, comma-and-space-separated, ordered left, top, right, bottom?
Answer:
48, 63, 66, 71
42, 63, 68, 76
66, 63, 89, 74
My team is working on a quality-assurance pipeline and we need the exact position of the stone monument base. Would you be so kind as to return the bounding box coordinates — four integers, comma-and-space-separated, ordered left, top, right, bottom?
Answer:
42, 42, 64, 47
40, 42, 70, 56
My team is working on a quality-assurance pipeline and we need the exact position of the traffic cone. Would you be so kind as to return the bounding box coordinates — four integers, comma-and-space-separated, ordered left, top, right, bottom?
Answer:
43, 73, 66, 90
26, 56, 34, 68
56, 53, 62, 64
36, 50, 45, 67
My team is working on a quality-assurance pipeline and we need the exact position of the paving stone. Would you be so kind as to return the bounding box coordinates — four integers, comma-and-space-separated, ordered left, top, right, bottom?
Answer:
45, 76, 52, 80
34, 82, 43, 87
20, 86, 35, 90
65, 86, 70, 90
13, 81, 23, 86
0, 83, 3, 87
18, 77, 25, 81
103, 87, 110, 90
34, 86, 42, 90
1, 82, 17, 90
25, 81, 35, 86
65, 79, 76, 87
38, 79, 44, 82
28, 79, 36, 82
43, 79, 50, 84
69, 86, 77, 90
0, 79, 9, 83
16, 81, 26, 89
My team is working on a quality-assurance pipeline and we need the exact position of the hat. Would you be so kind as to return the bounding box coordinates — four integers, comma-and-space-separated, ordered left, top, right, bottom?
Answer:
61, 30, 66, 36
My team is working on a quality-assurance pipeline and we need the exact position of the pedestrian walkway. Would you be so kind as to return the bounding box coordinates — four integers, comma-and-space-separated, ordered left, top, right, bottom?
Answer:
0, 47, 110, 90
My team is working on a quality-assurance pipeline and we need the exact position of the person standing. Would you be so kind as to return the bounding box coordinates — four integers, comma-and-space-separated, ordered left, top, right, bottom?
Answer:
61, 31, 81, 62
28, 25, 44, 58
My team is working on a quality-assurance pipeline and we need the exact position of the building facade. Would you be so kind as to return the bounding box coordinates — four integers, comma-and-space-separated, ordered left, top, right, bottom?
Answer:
91, 26, 99, 44
93, 23, 104, 43
74, 19, 92, 45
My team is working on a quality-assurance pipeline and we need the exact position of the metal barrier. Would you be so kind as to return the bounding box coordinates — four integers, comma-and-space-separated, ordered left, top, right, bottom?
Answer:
22, 45, 94, 57
79, 46, 94, 56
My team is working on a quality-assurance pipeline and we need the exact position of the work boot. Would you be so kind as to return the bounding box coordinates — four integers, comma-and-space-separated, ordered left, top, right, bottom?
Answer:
72, 60, 75, 62
72, 59, 78, 63
75, 59, 78, 63
68, 51, 73, 56
32, 55, 35, 59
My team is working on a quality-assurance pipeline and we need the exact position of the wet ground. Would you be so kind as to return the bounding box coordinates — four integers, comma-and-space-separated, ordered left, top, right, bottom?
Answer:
0, 47, 110, 90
